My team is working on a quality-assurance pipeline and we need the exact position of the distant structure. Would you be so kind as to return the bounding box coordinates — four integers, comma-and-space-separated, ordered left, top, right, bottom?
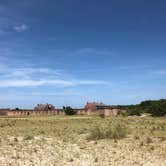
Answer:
34, 104, 64, 115
34, 104, 55, 112
0, 102, 125, 117
0, 108, 33, 116
0, 104, 63, 116
0, 109, 10, 116
85, 102, 124, 116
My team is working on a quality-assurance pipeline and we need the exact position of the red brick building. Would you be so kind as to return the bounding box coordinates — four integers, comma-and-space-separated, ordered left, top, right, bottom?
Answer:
85, 102, 124, 116
0, 102, 125, 117
0, 104, 63, 116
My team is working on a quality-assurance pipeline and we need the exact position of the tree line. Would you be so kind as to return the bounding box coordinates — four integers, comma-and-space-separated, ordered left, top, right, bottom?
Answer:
118, 99, 166, 117
63, 99, 166, 117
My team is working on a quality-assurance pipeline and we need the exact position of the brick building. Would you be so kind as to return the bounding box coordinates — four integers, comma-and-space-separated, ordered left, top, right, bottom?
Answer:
85, 102, 124, 116
0, 109, 10, 116
0, 104, 63, 116
0, 102, 125, 117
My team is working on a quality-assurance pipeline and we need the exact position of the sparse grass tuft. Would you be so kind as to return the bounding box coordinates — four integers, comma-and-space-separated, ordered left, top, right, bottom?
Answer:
0, 116, 165, 165
134, 135, 140, 140
24, 135, 34, 140
146, 137, 153, 144
87, 121, 127, 140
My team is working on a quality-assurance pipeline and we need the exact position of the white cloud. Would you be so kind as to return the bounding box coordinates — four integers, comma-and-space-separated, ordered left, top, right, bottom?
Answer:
151, 69, 166, 75
0, 80, 44, 87
0, 79, 109, 88
0, 66, 110, 87
114, 65, 150, 70
13, 24, 29, 32
75, 48, 112, 55
0, 67, 61, 79
146, 69, 166, 78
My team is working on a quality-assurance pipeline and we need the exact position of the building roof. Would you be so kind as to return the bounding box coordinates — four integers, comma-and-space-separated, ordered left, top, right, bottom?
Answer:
86, 102, 117, 109
34, 104, 55, 111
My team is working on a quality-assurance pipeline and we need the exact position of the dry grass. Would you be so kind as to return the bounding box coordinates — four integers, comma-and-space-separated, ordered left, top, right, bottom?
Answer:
0, 116, 166, 166
87, 120, 127, 140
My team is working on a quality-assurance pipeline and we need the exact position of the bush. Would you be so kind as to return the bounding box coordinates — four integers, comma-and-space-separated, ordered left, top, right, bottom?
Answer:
87, 126, 104, 140
128, 108, 142, 116
110, 123, 127, 139
99, 114, 105, 118
87, 122, 127, 140
119, 99, 166, 117
148, 104, 166, 117
63, 106, 76, 115
117, 111, 128, 117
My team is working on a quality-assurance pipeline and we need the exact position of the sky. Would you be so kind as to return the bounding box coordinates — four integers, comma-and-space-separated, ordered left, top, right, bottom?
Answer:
0, 0, 166, 109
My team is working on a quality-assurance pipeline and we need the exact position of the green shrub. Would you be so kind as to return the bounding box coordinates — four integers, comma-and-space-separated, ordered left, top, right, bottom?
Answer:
63, 106, 76, 115
87, 122, 127, 140
87, 126, 105, 140
118, 111, 128, 117
128, 108, 142, 116
110, 123, 127, 139
119, 99, 166, 117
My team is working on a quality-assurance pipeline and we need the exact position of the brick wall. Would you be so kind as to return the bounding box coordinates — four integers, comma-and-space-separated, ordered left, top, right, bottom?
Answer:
0, 109, 10, 116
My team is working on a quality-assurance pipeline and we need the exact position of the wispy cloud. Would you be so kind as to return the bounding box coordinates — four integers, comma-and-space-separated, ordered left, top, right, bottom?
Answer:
0, 79, 109, 88
13, 24, 29, 32
151, 69, 166, 75
114, 65, 150, 71
0, 66, 110, 87
146, 69, 166, 79
0, 67, 62, 80
75, 48, 112, 56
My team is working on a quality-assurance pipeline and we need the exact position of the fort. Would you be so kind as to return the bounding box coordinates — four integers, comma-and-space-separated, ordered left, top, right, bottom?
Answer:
0, 102, 125, 117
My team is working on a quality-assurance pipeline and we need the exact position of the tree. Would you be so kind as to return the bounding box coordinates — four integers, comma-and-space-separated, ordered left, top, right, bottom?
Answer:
63, 106, 76, 115
120, 99, 166, 117
148, 103, 166, 116
127, 108, 142, 116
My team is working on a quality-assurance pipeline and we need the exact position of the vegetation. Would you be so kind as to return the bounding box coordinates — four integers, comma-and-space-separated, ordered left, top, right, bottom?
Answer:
140, 99, 166, 116
63, 106, 76, 115
87, 121, 127, 140
0, 116, 165, 165
119, 99, 166, 116
99, 113, 105, 118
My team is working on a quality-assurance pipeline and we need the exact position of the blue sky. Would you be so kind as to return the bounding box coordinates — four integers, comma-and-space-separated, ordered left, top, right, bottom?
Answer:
0, 0, 166, 108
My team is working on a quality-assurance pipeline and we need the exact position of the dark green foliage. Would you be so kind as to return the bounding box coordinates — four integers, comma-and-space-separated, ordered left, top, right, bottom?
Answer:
120, 99, 166, 117
117, 111, 128, 117
63, 106, 76, 115
128, 108, 142, 116
140, 99, 166, 116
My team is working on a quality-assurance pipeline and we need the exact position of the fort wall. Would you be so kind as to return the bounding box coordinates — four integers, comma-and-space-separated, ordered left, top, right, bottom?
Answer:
0, 109, 10, 116
0, 102, 125, 117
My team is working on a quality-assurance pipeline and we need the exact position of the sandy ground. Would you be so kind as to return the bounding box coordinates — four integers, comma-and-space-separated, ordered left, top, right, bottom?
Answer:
0, 135, 165, 166
0, 116, 166, 166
